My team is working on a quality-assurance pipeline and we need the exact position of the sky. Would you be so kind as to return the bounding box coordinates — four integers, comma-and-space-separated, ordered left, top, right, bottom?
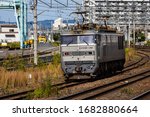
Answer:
0, 0, 83, 22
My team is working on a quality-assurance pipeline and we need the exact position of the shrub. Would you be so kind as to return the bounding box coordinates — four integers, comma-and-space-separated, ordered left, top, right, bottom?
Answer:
2, 54, 15, 69
51, 41, 60, 47
0, 58, 63, 96
121, 88, 134, 95
32, 77, 58, 99
52, 53, 61, 65
53, 33, 60, 41
7, 42, 20, 49
37, 58, 47, 68
125, 48, 136, 61
2, 54, 26, 70
145, 40, 150, 46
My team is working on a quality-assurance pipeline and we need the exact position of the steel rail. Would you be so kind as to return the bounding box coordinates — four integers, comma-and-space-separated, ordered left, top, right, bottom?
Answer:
58, 70, 150, 100
0, 89, 34, 100
131, 90, 150, 100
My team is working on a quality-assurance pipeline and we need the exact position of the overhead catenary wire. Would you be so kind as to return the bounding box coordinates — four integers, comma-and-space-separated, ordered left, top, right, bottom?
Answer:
38, 0, 52, 8
53, 0, 68, 7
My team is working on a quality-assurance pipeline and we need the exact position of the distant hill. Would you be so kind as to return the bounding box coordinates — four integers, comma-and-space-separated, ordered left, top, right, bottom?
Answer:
0, 21, 5, 24
0, 19, 75, 29
27, 20, 54, 30
0, 21, 16, 24
63, 19, 76, 24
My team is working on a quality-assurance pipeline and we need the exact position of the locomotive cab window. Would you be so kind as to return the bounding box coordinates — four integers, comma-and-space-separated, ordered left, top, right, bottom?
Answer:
79, 35, 95, 44
118, 36, 124, 49
61, 35, 95, 45
61, 36, 77, 45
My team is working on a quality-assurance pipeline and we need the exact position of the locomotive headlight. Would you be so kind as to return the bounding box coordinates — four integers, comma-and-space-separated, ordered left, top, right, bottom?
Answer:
90, 65, 94, 69
65, 68, 68, 72
64, 52, 69, 56
63, 52, 72, 56
90, 64, 95, 69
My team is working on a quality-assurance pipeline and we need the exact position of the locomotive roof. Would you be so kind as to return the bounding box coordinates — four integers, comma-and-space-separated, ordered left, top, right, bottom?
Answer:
61, 30, 97, 35
61, 23, 123, 35
61, 29, 123, 36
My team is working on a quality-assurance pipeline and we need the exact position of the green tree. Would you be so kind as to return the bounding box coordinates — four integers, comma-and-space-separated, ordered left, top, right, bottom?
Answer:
53, 33, 60, 41
138, 33, 145, 42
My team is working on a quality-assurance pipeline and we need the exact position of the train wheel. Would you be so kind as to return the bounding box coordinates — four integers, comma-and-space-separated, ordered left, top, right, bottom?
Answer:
112, 63, 117, 74
64, 74, 69, 81
118, 61, 124, 71
65, 77, 70, 82
90, 73, 96, 79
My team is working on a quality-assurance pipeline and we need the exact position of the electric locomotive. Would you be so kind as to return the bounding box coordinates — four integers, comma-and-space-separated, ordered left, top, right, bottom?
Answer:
60, 24, 125, 79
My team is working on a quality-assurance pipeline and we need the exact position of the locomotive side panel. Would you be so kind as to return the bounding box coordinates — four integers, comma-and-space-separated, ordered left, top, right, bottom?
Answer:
97, 33, 125, 63
95, 33, 125, 74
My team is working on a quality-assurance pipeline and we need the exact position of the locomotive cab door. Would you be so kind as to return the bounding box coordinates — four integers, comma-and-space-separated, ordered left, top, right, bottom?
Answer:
96, 34, 101, 60
101, 34, 107, 60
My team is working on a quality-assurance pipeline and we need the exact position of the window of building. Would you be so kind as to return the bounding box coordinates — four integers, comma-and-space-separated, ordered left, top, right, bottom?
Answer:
5, 35, 16, 38
9, 29, 14, 32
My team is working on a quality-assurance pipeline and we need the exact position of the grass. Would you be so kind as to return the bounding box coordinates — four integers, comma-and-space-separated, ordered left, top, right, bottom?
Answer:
7, 42, 20, 49
120, 88, 134, 95
29, 77, 58, 99
52, 53, 60, 65
0, 63, 63, 92
0, 53, 63, 97
145, 40, 150, 46
2, 54, 27, 70
50, 42, 60, 47
125, 48, 137, 61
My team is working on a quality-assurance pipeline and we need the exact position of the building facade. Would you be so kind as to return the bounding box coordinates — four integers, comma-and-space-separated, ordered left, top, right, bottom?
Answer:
0, 24, 19, 43
83, 0, 150, 26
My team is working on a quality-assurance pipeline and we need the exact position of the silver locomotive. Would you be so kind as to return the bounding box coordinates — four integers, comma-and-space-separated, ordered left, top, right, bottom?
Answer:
60, 28, 125, 79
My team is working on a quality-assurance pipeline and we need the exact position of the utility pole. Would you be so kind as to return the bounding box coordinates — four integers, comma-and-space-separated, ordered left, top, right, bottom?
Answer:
133, 20, 136, 47
128, 19, 131, 48
33, 0, 38, 65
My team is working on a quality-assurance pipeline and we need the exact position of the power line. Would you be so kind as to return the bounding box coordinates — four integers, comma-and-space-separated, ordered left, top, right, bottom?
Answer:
38, 0, 52, 8
53, 0, 68, 7
70, 0, 81, 6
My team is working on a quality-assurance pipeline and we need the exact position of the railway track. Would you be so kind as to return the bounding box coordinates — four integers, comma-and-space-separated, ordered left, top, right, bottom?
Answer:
0, 55, 53, 71
135, 45, 150, 50
140, 49, 150, 53
52, 56, 144, 90
131, 90, 150, 100
0, 47, 59, 70
123, 51, 149, 71
0, 50, 149, 100
56, 50, 149, 89
0, 89, 34, 100
0, 47, 59, 62
58, 69, 150, 100
46, 50, 150, 99
56, 52, 150, 99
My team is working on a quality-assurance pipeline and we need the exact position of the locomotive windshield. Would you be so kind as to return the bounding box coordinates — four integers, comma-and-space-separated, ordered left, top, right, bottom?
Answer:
61, 36, 77, 45
79, 35, 94, 45
61, 35, 95, 45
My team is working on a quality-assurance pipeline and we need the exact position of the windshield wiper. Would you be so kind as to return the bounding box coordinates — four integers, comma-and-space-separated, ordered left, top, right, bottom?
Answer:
67, 39, 73, 46
83, 39, 89, 45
